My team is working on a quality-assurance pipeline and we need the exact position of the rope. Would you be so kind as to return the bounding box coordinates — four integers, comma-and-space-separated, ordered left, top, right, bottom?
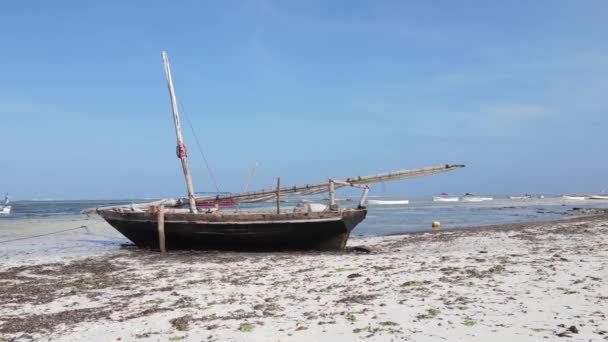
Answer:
178, 98, 221, 194
0, 225, 89, 244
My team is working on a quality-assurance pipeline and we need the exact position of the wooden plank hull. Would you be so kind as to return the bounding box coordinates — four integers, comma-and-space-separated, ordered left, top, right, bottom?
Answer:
100, 209, 367, 251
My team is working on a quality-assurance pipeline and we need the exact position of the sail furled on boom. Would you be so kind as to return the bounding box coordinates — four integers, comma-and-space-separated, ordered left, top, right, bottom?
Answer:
189, 164, 465, 204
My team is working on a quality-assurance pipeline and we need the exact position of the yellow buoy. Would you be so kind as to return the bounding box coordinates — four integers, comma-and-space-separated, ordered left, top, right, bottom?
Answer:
432, 221, 441, 229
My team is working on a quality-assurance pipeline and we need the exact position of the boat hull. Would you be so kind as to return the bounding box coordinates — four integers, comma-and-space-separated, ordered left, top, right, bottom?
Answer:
0, 206, 10, 215
100, 209, 367, 251
461, 197, 493, 202
562, 196, 587, 200
432, 196, 459, 202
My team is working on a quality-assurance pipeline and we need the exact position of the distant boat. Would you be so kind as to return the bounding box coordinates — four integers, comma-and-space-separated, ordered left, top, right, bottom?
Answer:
561, 195, 587, 200
433, 192, 459, 202
0, 193, 11, 215
509, 195, 532, 200
588, 189, 608, 200
461, 193, 493, 202
432, 196, 459, 202
367, 199, 409, 205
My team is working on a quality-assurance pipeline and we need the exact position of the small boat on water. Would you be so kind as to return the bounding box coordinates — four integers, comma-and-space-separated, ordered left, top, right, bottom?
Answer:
589, 195, 608, 200
562, 195, 587, 200
432, 192, 459, 202
509, 194, 532, 200
367, 199, 409, 205
0, 193, 11, 216
461, 193, 493, 202
432, 196, 459, 202
82, 52, 465, 251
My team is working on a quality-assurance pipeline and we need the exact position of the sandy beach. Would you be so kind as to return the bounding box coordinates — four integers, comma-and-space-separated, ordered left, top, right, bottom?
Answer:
1, 214, 607, 341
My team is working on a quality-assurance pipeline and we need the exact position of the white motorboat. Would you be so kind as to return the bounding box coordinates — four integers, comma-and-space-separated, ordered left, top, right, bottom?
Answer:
367, 199, 409, 205
461, 194, 493, 202
561, 196, 587, 200
588, 195, 608, 200
432, 196, 459, 202
509, 195, 532, 200
0, 193, 11, 215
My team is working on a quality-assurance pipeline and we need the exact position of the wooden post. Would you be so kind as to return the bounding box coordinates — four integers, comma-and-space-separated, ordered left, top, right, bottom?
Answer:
329, 179, 335, 210
157, 204, 166, 254
161, 51, 197, 213
276, 177, 281, 214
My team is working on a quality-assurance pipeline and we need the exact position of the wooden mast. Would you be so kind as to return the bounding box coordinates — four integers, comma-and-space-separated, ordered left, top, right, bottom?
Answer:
161, 51, 197, 213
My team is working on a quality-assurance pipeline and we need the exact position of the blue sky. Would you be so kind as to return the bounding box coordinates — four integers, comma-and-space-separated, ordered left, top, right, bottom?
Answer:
1, 1, 607, 199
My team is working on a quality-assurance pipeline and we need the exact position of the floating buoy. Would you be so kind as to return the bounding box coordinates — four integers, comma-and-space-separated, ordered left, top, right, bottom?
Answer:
432, 221, 441, 229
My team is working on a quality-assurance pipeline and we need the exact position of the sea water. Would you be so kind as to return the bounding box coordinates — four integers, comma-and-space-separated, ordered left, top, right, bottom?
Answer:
2, 196, 607, 261
3, 196, 608, 235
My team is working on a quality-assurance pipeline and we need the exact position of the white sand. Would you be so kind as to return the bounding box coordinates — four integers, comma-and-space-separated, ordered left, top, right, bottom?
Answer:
1, 215, 607, 341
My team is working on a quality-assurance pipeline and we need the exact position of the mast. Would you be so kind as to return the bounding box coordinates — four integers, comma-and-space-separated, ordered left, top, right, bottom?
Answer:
161, 51, 197, 213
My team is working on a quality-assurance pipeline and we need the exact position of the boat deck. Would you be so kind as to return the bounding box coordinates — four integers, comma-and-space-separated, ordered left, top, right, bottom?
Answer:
99, 207, 362, 223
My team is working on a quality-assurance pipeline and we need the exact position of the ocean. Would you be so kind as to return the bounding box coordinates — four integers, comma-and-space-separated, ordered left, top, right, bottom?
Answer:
2, 196, 608, 262
3, 196, 608, 236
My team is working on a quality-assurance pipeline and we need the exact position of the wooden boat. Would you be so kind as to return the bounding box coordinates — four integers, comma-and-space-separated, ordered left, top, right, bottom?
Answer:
98, 207, 366, 251
367, 199, 409, 205
82, 52, 465, 252
0, 193, 11, 216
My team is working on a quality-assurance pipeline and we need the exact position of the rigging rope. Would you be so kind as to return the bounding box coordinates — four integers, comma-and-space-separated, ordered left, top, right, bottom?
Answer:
178, 98, 221, 194
0, 225, 89, 244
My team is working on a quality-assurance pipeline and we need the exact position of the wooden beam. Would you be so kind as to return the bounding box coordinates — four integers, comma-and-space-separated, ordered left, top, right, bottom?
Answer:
276, 177, 281, 214
328, 179, 335, 209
